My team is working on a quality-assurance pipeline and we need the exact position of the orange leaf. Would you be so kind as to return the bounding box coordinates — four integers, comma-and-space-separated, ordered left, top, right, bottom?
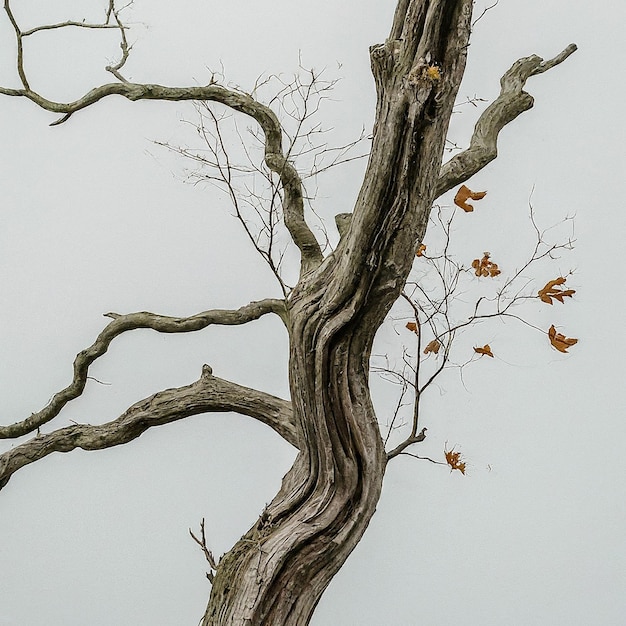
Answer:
548, 324, 578, 353
454, 185, 487, 212
416, 243, 427, 257
444, 448, 466, 475
471, 252, 501, 278
406, 321, 418, 334
474, 344, 494, 358
538, 277, 576, 305
423, 339, 441, 355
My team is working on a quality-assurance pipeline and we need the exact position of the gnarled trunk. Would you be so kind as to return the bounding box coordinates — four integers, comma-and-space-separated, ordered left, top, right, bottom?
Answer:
202, 2, 472, 623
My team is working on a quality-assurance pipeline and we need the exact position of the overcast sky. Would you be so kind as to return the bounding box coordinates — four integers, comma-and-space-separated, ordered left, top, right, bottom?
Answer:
1, 1, 624, 625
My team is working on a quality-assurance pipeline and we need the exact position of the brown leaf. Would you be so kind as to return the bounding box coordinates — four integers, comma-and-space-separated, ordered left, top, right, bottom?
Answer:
548, 324, 578, 353
538, 277, 576, 305
471, 252, 501, 278
474, 344, 494, 358
423, 339, 441, 355
454, 185, 487, 212
416, 244, 427, 257
406, 321, 418, 334
444, 448, 466, 475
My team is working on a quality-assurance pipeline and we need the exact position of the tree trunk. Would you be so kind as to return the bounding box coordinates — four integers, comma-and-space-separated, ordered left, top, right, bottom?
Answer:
202, 2, 473, 623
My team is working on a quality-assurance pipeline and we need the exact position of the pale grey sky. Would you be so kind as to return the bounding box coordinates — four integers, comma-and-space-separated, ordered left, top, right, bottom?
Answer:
0, 2, 624, 625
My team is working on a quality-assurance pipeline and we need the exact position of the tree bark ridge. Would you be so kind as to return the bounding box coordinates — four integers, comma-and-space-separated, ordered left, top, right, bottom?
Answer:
202, 2, 474, 623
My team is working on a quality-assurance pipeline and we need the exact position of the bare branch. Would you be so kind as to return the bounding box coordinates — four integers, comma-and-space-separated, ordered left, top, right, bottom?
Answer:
21, 21, 119, 37
0, 299, 286, 439
1, 0, 323, 273
104, 3, 132, 82
4, 0, 134, 86
0, 79, 323, 273
190, 518, 218, 583
386, 427, 427, 460
0, 364, 296, 491
471, 1, 499, 28
436, 44, 577, 197
158, 105, 291, 294
3, 0, 29, 89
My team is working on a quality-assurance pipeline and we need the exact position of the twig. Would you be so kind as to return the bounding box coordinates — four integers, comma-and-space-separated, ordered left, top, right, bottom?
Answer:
190, 519, 218, 583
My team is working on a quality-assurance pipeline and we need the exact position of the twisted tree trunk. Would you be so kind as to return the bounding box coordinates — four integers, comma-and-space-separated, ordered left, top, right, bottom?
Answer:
202, 2, 473, 623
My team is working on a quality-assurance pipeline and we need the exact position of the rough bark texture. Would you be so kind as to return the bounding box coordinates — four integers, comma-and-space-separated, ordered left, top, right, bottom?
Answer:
201, 2, 474, 623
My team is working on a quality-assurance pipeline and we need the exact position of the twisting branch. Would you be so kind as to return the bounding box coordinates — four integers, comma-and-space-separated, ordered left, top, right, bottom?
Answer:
0, 2, 323, 273
0, 299, 286, 439
436, 44, 577, 197
0, 364, 296, 491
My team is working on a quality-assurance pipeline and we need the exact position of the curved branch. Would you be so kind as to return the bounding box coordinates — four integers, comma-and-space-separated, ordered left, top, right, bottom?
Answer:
0, 299, 286, 439
436, 44, 577, 197
0, 78, 324, 272
3, 1, 321, 268
0, 364, 296, 491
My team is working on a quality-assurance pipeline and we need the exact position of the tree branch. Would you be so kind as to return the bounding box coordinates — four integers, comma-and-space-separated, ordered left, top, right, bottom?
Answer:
436, 44, 577, 197
2, 0, 323, 272
0, 299, 286, 439
0, 364, 296, 491
0, 83, 323, 272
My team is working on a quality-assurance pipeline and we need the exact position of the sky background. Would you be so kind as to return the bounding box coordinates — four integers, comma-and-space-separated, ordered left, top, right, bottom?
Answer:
1, 1, 624, 625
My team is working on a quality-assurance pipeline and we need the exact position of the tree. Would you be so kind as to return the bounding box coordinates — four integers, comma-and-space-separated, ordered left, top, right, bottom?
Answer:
0, 1, 576, 624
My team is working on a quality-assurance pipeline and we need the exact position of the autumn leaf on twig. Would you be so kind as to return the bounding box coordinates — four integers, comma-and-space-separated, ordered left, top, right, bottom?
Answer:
538, 277, 576, 305
454, 185, 487, 212
548, 325, 578, 353
416, 244, 427, 257
405, 321, 418, 334
444, 447, 466, 475
473, 344, 494, 358
423, 339, 441, 355
471, 252, 501, 277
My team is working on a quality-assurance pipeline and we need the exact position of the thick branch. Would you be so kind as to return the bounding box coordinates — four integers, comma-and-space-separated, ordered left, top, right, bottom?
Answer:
436, 44, 577, 197
0, 364, 296, 491
0, 299, 286, 439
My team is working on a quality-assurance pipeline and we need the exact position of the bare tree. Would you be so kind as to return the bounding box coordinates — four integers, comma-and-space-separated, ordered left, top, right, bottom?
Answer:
0, 2, 576, 624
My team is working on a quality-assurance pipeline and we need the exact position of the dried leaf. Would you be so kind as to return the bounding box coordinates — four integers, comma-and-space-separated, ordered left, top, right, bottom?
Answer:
444, 448, 466, 475
548, 325, 578, 353
474, 344, 494, 358
471, 252, 501, 278
538, 277, 576, 305
454, 185, 487, 212
425, 65, 441, 81
416, 244, 427, 257
406, 321, 418, 334
423, 339, 441, 355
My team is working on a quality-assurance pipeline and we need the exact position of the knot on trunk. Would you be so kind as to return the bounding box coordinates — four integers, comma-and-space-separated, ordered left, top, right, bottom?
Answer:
335, 213, 352, 240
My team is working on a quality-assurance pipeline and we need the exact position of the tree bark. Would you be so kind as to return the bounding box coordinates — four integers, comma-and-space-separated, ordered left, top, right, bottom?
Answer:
202, 2, 473, 624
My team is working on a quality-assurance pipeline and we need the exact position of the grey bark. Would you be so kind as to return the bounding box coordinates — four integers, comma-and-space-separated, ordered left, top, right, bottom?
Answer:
202, 1, 474, 623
